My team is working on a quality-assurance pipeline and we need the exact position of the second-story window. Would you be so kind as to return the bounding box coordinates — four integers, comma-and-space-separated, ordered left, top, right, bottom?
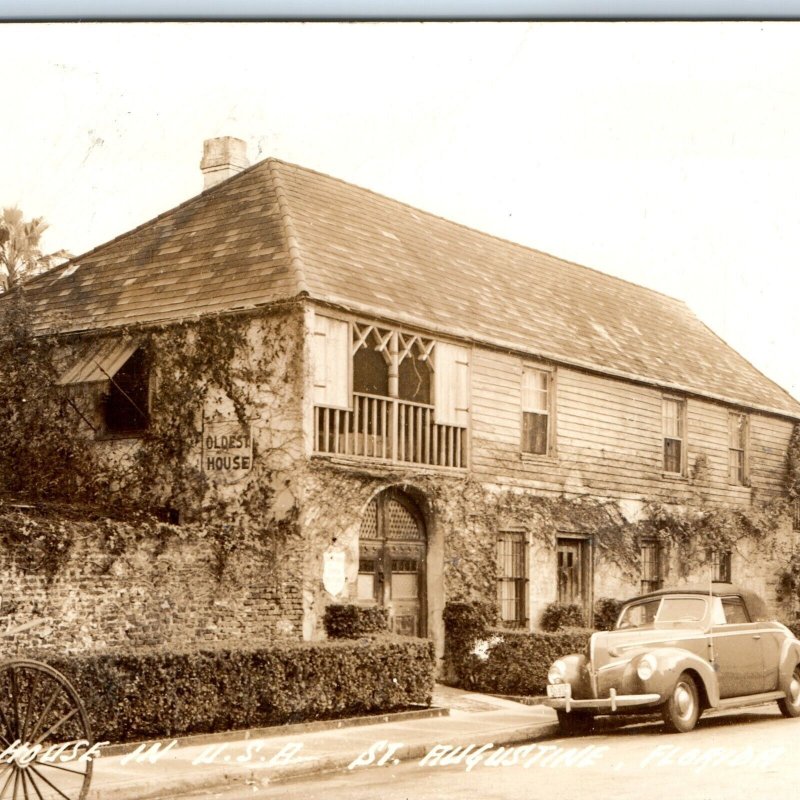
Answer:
521, 367, 552, 455
662, 397, 686, 475
728, 412, 749, 485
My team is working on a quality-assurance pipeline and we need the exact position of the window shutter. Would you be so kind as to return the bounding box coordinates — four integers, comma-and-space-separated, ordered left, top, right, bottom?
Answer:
435, 342, 470, 426
313, 315, 349, 408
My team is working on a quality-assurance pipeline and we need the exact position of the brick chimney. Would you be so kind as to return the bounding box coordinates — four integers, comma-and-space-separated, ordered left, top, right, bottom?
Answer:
200, 137, 249, 189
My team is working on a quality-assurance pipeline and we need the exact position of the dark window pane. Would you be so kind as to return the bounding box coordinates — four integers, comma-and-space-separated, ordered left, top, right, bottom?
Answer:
522, 412, 548, 454
353, 347, 389, 397
398, 357, 431, 404
664, 438, 682, 472
104, 349, 149, 433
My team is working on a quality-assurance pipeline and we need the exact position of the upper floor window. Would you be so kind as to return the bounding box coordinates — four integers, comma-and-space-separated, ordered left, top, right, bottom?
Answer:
521, 367, 552, 456
662, 397, 686, 475
57, 338, 150, 436
728, 412, 749, 485
102, 348, 151, 434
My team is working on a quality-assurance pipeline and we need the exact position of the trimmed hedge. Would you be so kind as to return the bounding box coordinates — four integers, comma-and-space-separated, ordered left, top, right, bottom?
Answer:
540, 602, 585, 631
443, 600, 591, 695
464, 628, 592, 695
324, 604, 389, 638
33, 637, 434, 743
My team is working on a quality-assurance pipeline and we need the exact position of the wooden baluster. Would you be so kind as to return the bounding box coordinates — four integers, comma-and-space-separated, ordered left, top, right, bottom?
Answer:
455, 424, 462, 467
399, 403, 406, 462
343, 406, 350, 454
381, 399, 387, 459
354, 396, 361, 455
448, 427, 454, 467
371, 398, 378, 457
414, 406, 422, 464
425, 408, 432, 464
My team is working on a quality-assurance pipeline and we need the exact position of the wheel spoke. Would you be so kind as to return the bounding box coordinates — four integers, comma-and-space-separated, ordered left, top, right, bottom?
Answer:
0, 764, 14, 799
10, 770, 17, 800
28, 761, 87, 778
32, 709, 78, 749
25, 688, 62, 748
18, 673, 39, 746
19, 770, 29, 800
0, 698, 19, 749
8, 672, 20, 744
21, 771, 43, 800
24, 766, 73, 800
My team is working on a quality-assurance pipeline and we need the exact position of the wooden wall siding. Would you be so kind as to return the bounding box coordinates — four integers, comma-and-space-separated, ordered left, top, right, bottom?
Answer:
470, 347, 794, 504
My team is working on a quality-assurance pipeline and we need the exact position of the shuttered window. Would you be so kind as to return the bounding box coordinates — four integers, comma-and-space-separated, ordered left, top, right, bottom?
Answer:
521, 368, 551, 455
434, 342, 470, 426
313, 315, 349, 409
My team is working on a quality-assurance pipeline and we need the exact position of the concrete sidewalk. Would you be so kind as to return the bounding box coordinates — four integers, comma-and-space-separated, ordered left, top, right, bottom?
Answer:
85, 686, 558, 800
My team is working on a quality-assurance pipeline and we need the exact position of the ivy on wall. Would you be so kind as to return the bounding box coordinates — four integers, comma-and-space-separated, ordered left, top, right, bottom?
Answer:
0, 292, 305, 582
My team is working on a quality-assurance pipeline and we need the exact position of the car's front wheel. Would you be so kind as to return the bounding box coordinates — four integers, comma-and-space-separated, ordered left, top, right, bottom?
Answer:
556, 709, 594, 736
778, 664, 800, 718
662, 672, 700, 733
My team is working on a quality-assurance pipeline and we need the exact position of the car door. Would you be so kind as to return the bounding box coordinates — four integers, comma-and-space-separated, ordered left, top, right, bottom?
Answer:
711, 596, 764, 698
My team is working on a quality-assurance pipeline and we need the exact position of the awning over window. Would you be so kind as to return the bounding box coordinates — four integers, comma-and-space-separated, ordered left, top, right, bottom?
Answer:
57, 339, 139, 385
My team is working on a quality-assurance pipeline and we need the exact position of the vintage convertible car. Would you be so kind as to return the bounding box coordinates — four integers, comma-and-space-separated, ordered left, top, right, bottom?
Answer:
543, 584, 800, 734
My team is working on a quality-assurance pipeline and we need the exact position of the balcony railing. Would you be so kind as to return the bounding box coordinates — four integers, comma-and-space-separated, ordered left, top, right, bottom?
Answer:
315, 392, 467, 468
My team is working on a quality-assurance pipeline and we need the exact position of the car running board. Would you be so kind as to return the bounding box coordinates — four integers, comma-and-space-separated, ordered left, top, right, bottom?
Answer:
714, 691, 785, 710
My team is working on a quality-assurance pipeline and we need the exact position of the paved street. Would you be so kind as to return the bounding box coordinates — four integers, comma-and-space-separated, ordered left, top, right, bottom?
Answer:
172, 705, 799, 800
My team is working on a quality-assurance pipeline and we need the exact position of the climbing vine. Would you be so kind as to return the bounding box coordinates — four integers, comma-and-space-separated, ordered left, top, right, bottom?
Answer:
0, 294, 306, 581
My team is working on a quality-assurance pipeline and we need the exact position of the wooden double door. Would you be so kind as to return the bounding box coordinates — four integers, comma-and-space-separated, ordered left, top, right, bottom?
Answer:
357, 490, 427, 636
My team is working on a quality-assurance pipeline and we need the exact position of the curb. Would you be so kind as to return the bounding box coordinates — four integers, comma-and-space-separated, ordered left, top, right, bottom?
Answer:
89, 719, 560, 800
101, 705, 449, 758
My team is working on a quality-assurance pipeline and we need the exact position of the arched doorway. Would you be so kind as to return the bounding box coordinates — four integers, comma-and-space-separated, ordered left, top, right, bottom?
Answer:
356, 489, 427, 636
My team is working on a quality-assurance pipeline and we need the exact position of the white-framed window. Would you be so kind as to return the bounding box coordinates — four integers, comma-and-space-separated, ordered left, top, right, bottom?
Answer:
521, 367, 552, 456
662, 397, 686, 475
497, 531, 528, 628
728, 412, 749, 485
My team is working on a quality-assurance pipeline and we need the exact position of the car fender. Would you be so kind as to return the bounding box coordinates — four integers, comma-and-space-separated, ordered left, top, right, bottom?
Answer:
640, 646, 720, 707
778, 636, 800, 692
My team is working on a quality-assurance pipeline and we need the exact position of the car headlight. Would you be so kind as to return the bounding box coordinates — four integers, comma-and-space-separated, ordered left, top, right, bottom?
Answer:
547, 659, 567, 685
637, 653, 657, 681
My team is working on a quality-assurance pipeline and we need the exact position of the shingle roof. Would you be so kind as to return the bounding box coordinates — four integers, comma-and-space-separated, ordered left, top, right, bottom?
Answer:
20, 157, 800, 418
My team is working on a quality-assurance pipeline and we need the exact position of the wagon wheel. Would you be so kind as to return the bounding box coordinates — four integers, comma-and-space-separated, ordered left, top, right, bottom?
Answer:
0, 660, 93, 800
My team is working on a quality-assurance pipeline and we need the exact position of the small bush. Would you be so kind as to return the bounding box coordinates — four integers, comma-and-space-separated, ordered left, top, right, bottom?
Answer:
33, 637, 434, 743
593, 598, 624, 631
324, 604, 389, 638
466, 628, 593, 695
443, 600, 497, 682
540, 602, 585, 632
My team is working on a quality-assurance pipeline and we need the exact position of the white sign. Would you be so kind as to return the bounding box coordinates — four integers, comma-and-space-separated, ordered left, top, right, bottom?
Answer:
323, 549, 347, 597
202, 421, 253, 484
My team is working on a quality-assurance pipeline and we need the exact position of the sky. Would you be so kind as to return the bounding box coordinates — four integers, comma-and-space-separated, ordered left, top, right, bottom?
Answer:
1, 22, 800, 398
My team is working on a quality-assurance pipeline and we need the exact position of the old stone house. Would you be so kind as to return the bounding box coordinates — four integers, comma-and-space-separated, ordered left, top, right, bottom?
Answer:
15, 137, 800, 662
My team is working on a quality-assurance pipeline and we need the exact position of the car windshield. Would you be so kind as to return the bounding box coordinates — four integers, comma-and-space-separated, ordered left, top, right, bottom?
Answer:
616, 599, 659, 629
616, 596, 708, 629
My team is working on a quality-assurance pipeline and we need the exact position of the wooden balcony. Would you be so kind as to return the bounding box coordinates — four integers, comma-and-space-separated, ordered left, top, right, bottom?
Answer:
314, 392, 467, 468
